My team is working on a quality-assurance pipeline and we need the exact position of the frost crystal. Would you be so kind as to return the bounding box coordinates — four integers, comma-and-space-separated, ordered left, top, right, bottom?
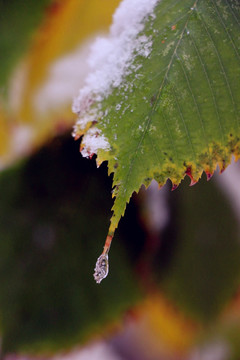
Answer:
73, 0, 158, 158
93, 254, 109, 284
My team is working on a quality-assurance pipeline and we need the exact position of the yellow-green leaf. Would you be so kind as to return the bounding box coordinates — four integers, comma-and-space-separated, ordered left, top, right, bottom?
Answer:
73, 0, 240, 281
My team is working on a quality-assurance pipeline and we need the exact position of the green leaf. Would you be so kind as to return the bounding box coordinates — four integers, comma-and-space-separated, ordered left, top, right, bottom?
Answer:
0, 135, 141, 353
159, 176, 240, 321
74, 0, 240, 274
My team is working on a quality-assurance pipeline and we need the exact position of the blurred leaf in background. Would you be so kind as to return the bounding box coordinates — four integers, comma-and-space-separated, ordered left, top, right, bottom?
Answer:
1, 1, 240, 359
0, 0, 51, 88
0, 0, 121, 166
0, 135, 141, 353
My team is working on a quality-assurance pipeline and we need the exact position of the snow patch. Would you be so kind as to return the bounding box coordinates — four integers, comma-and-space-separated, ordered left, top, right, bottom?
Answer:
73, 0, 159, 157
11, 125, 34, 155
33, 37, 96, 114
80, 127, 110, 158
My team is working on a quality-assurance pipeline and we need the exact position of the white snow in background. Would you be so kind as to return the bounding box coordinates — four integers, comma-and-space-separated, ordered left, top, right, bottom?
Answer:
33, 37, 96, 115
145, 180, 170, 233
10, 125, 35, 155
52, 343, 123, 360
4, 342, 123, 360
216, 157, 240, 223
73, 0, 159, 157
188, 340, 230, 360
0, 124, 35, 170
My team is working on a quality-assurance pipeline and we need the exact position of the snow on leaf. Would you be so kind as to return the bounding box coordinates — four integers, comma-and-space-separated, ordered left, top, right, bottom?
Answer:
72, 0, 158, 136
0, 0, 121, 169
73, 0, 240, 282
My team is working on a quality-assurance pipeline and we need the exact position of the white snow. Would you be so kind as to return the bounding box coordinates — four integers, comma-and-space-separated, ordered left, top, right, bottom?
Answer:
80, 127, 110, 158
33, 37, 95, 114
189, 340, 230, 360
4, 342, 123, 360
216, 157, 240, 223
52, 342, 123, 360
10, 125, 35, 155
73, 0, 159, 157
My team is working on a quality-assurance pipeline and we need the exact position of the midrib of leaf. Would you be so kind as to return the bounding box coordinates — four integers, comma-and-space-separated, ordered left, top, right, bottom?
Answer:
107, 0, 240, 234
152, 1, 199, 113
75, 0, 240, 281
109, 0, 200, 234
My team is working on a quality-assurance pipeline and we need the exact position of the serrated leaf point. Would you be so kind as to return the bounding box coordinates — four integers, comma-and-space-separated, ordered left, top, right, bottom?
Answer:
185, 166, 198, 186
205, 170, 214, 181
171, 183, 179, 191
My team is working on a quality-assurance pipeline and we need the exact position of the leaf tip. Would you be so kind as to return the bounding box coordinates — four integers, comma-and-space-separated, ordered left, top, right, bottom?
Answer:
205, 170, 214, 181
171, 183, 179, 191
185, 166, 198, 186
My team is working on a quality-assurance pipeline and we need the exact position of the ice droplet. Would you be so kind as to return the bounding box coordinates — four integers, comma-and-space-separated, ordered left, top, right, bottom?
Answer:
93, 254, 109, 283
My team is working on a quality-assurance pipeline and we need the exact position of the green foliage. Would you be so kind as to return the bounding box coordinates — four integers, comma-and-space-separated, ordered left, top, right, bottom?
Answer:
76, 0, 240, 240
160, 176, 240, 321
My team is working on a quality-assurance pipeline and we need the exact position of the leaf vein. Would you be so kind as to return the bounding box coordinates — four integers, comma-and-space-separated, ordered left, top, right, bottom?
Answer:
171, 82, 197, 161
211, 0, 240, 61
223, 0, 240, 28
116, 1, 200, 193
152, 1, 199, 112
177, 52, 211, 149
188, 32, 225, 141
197, 12, 230, 140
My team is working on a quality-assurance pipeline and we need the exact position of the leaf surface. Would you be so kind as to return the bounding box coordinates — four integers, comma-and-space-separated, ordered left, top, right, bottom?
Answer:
74, 0, 240, 254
